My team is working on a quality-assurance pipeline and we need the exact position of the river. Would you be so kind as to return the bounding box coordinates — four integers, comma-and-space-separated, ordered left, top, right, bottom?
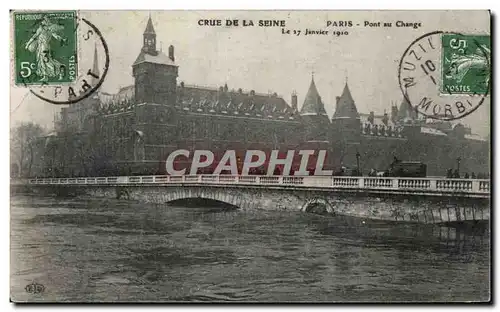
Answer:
10, 195, 490, 302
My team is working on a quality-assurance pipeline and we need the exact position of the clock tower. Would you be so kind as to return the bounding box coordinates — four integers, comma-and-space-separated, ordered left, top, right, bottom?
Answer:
132, 15, 178, 105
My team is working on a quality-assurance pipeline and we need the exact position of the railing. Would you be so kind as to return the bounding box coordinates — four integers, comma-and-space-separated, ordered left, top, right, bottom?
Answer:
20, 175, 490, 196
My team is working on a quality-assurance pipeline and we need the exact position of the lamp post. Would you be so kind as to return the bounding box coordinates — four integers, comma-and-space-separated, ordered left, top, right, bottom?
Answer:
457, 157, 461, 177
356, 151, 361, 176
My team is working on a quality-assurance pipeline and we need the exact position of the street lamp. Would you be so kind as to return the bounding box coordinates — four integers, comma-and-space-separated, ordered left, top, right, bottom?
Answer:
456, 157, 461, 177
356, 151, 361, 176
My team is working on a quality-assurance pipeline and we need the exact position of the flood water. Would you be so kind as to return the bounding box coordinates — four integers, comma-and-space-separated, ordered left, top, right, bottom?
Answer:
10, 195, 490, 302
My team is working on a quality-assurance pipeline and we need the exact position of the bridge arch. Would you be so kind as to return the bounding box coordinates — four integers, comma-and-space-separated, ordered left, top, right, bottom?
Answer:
301, 198, 334, 215
161, 187, 245, 209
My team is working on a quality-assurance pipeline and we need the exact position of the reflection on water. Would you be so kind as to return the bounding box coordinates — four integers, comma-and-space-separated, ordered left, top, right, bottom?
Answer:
10, 195, 490, 302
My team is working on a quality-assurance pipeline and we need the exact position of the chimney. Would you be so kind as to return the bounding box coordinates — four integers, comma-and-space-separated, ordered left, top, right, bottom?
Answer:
168, 45, 175, 62
224, 83, 228, 92
291, 91, 297, 110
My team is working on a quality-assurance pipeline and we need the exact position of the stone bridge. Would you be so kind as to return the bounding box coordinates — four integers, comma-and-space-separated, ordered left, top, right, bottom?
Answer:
13, 175, 491, 224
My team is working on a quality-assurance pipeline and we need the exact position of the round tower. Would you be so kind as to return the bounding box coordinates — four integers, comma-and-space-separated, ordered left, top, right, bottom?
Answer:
299, 75, 331, 143
330, 81, 362, 171
331, 82, 361, 142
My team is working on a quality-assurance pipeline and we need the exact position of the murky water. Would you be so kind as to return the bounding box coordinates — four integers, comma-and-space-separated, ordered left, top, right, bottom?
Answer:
10, 195, 490, 302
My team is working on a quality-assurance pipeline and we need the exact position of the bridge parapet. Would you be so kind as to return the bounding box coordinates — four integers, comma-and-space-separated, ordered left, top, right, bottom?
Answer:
16, 175, 490, 198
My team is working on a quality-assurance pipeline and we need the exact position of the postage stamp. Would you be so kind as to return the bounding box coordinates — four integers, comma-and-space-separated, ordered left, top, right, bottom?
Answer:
13, 11, 78, 85
10, 10, 491, 303
398, 31, 490, 121
12, 11, 110, 105
441, 34, 491, 95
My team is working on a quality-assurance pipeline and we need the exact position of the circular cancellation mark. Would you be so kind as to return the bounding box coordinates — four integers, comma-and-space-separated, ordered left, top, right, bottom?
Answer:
16, 14, 110, 105
398, 31, 490, 121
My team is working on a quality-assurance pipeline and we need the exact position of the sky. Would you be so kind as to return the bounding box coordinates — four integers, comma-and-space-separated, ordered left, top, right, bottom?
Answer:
10, 10, 491, 137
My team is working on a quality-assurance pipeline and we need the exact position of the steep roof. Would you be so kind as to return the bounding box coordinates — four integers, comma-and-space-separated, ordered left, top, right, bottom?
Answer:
332, 83, 359, 119
300, 77, 327, 116
90, 44, 100, 86
144, 16, 155, 34
177, 85, 294, 118
98, 83, 297, 121
133, 50, 176, 66
398, 93, 417, 120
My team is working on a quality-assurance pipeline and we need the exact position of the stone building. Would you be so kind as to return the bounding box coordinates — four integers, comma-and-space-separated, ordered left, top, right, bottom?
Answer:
36, 16, 489, 177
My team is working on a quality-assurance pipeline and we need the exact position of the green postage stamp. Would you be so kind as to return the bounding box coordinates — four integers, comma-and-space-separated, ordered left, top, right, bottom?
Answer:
13, 11, 77, 85
441, 34, 491, 95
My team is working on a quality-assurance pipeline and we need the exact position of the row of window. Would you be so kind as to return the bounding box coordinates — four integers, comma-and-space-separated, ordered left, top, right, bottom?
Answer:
174, 120, 299, 144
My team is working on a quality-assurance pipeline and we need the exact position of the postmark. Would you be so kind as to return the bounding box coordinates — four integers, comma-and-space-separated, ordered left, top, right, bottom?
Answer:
14, 11, 78, 85
13, 11, 110, 105
398, 31, 490, 121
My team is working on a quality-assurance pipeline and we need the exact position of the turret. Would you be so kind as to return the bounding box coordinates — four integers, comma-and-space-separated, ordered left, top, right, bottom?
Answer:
398, 92, 417, 122
332, 82, 360, 120
299, 75, 330, 142
90, 43, 100, 88
328, 81, 362, 170
77, 43, 101, 131
331, 81, 361, 142
142, 15, 157, 55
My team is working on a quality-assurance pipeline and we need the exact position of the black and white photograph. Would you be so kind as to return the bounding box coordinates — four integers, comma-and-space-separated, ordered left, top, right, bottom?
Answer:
9, 9, 491, 303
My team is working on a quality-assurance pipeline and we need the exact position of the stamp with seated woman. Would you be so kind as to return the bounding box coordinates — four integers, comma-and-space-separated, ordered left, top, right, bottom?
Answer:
13, 11, 77, 85
441, 34, 490, 95
398, 31, 491, 121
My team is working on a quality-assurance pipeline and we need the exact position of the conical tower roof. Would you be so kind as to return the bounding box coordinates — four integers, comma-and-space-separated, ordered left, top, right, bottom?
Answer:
300, 76, 327, 116
90, 43, 100, 86
398, 92, 417, 120
144, 15, 156, 34
333, 82, 359, 119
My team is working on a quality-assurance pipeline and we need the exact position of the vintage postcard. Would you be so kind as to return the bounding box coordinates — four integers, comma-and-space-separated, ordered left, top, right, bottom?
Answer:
10, 10, 491, 303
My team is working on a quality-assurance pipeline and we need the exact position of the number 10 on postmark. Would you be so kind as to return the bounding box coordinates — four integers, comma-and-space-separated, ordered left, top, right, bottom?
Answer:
13, 11, 78, 86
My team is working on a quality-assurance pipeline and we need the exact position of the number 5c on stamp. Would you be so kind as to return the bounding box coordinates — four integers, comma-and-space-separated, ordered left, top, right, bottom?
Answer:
13, 10, 78, 86
441, 34, 491, 95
